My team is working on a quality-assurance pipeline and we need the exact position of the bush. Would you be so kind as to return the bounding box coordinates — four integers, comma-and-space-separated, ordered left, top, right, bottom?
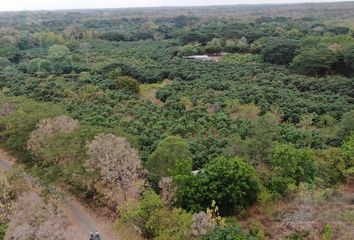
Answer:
315, 148, 347, 185
222, 53, 261, 64
201, 226, 247, 240
146, 136, 193, 177
175, 157, 260, 215
285, 230, 310, 240
342, 133, 354, 167
116, 76, 140, 94
147, 208, 192, 240
269, 144, 316, 186
337, 110, 354, 141
178, 44, 200, 56
117, 190, 192, 240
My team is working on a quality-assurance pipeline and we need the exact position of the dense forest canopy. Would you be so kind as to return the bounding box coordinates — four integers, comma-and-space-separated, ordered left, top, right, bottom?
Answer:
0, 2, 354, 240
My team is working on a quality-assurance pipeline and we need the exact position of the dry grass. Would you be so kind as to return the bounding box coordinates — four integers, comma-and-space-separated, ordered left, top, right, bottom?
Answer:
115, 225, 144, 240
139, 79, 172, 106
241, 185, 354, 239
230, 102, 261, 121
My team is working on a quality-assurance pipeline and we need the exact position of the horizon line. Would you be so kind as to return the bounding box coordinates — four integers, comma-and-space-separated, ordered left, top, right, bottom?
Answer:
0, 0, 353, 13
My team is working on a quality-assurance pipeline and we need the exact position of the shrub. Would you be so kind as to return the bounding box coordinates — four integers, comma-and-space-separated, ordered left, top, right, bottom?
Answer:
269, 144, 316, 186
146, 136, 193, 177
147, 208, 192, 240
285, 230, 310, 240
116, 76, 140, 94
322, 224, 333, 240
201, 226, 247, 240
342, 133, 354, 167
222, 53, 261, 64
175, 157, 260, 215
178, 44, 200, 56
315, 148, 346, 185
117, 190, 192, 240
337, 110, 354, 141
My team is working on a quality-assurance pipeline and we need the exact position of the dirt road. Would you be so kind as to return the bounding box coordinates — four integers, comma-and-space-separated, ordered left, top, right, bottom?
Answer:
0, 150, 117, 240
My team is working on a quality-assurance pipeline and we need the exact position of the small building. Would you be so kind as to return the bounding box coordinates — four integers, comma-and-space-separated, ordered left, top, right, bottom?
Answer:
184, 54, 223, 62
184, 55, 210, 61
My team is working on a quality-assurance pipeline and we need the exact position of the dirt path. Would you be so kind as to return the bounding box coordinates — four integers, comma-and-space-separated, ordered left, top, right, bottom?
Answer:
0, 149, 118, 240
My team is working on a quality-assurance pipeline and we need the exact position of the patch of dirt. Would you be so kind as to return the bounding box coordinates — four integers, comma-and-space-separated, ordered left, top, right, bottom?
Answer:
140, 79, 172, 106
242, 186, 354, 239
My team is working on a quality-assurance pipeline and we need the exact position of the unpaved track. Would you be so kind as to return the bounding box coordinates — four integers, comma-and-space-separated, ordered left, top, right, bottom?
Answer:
0, 150, 117, 240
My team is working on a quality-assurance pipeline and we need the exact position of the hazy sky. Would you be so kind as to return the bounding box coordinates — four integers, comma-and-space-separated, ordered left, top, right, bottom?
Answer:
0, 0, 352, 11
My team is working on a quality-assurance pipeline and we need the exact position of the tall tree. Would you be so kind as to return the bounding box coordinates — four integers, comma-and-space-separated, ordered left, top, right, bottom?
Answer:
86, 134, 142, 198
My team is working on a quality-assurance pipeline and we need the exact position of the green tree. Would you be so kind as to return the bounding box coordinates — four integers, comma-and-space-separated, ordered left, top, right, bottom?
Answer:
291, 46, 337, 76
269, 144, 316, 186
205, 38, 223, 54
261, 38, 299, 65
0, 43, 20, 62
178, 44, 200, 56
48, 44, 72, 74
175, 157, 260, 215
146, 136, 193, 177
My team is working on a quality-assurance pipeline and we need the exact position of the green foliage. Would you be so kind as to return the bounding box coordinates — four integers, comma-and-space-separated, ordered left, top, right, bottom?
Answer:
0, 57, 11, 68
342, 133, 354, 167
285, 230, 310, 240
0, 8, 353, 239
175, 157, 260, 215
117, 190, 192, 240
146, 136, 193, 177
200, 226, 247, 240
261, 38, 299, 65
268, 144, 316, 193
291, 46, 337, 76
0, 45, 20, 62
315, 148, 347, 185
48, 44, 72, 74
0, 224, 6, 240
116, 76, 140, 94
343, 46, 354, 71
322, 224, 333, 240
147, 208, 192, 240
337, 110, 354, 141
178, 44, 201, 56
205, 38, 223, 54
0, 95, 66, 161
222, 53, 261, 64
